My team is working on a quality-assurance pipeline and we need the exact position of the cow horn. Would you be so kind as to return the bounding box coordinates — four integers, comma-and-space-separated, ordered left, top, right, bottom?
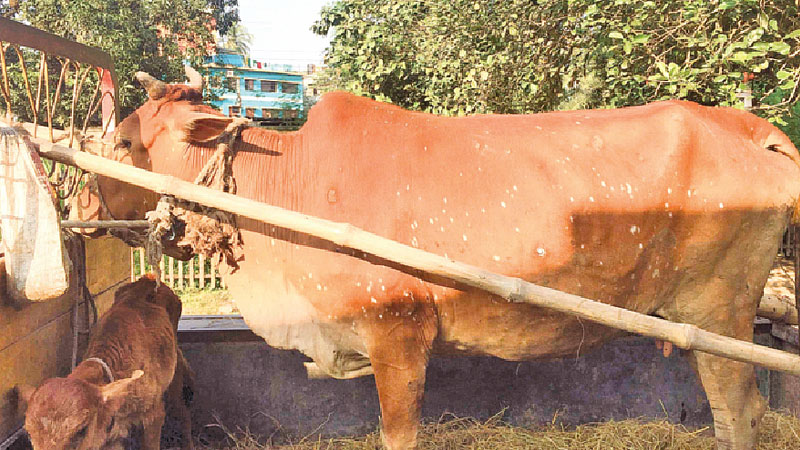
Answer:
134, 72, 167, 100
185, 66, 203, 92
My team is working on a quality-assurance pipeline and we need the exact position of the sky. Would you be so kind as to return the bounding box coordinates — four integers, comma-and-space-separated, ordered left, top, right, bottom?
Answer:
238, 0, 333, 70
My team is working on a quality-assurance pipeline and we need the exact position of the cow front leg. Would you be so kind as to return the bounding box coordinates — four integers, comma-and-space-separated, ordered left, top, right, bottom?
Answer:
360, 300, 438, 450
691, 351, 766, 450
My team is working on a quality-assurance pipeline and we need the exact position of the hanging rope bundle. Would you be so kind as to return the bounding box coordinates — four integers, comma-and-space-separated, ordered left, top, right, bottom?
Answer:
144, 118, 248, 281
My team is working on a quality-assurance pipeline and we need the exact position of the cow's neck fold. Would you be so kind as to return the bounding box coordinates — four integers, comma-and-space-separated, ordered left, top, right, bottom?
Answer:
180, 127, 306, 210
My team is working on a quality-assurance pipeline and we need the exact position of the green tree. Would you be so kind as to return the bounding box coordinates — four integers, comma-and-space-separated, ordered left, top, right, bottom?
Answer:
1, 0, 237, 121
313, 0, 800, 125
206, 0, 239, 37
220, 22, 253, 58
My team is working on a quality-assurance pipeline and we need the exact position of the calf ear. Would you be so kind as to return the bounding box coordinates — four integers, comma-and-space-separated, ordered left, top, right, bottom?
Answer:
178, 113, 234, 143
100, 370, 144, 405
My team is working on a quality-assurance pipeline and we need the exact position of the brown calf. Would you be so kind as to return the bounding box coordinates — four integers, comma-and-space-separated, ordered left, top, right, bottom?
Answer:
17, 275, 193, 449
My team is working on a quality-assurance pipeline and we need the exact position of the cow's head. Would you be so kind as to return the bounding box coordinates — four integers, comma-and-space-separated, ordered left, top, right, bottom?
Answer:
16, 371, 143, 449
72, 66, 234, 224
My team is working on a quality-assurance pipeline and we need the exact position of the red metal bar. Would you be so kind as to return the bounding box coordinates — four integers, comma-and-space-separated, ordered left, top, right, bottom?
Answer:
100, 68, 115, 132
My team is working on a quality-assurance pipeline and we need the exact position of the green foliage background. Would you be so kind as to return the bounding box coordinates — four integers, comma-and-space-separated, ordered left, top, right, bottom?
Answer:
313, 0, 800, 132
1, 0, 236, 124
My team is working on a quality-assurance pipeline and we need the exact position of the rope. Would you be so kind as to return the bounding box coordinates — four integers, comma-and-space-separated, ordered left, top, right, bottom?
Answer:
143, 118, 250, 282
193, 117, 250, 193
145, 198, 173, 285
88, 172, 116, 221
84, 357, 115, 383
65, 231, 96, 371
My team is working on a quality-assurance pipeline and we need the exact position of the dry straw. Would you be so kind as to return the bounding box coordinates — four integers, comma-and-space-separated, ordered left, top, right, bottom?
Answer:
197, 410, 800, 450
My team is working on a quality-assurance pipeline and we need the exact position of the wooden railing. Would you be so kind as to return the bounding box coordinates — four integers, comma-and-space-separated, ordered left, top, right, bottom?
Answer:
130, 248, 225, 290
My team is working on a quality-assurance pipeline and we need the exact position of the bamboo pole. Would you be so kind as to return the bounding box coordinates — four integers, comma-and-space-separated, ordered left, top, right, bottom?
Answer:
32, 139, 800, 377
168, 256, 175, 286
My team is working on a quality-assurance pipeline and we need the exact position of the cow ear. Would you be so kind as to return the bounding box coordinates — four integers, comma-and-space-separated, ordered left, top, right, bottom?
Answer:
179, 113, 233, 143
100, 370, 143, 404
14, 384, 36, 413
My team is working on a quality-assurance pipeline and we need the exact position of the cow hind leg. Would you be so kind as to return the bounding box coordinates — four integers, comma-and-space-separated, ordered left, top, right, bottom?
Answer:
360, 301, 438, 450
141, 404, 167, 450
665, 275, 769, 448
690, 351, 766, 450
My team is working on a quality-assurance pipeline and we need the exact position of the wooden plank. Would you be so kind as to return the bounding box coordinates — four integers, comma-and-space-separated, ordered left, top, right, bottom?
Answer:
0, 307, 75, 441
0, 236, 126, 353
0, 288, 73, 356
189, 255, 195, 288
178, 258, 184, 290
81, 235, 130, 319
199, 255, 205, 288
159, 256, 165, 283
168, 256, 175, 287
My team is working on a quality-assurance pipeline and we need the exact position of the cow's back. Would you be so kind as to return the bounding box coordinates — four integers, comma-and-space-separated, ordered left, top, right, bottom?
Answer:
221, 94, 800, 364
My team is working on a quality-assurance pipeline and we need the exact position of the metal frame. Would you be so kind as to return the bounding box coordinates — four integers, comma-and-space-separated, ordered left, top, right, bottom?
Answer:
0, 17, 119, 127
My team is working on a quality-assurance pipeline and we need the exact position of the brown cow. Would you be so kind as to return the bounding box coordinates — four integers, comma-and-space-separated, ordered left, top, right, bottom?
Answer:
73, 67, 800, 450
16, 275, 194, 450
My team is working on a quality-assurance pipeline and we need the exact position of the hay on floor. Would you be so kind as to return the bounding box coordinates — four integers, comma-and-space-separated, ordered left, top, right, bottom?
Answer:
196, 410, 800, 450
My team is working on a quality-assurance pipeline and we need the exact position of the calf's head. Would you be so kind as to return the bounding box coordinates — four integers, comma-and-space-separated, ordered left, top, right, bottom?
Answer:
17, 370, 143, 449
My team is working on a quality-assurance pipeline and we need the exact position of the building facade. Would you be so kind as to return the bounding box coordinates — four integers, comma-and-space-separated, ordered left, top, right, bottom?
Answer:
204, 49, 305, 122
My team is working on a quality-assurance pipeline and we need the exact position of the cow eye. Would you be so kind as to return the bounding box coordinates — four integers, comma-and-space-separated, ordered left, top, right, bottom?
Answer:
120, 138, 132, 149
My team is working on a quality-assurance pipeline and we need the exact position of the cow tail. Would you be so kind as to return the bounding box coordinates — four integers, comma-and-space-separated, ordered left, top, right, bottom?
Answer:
764, 139, 800, 223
